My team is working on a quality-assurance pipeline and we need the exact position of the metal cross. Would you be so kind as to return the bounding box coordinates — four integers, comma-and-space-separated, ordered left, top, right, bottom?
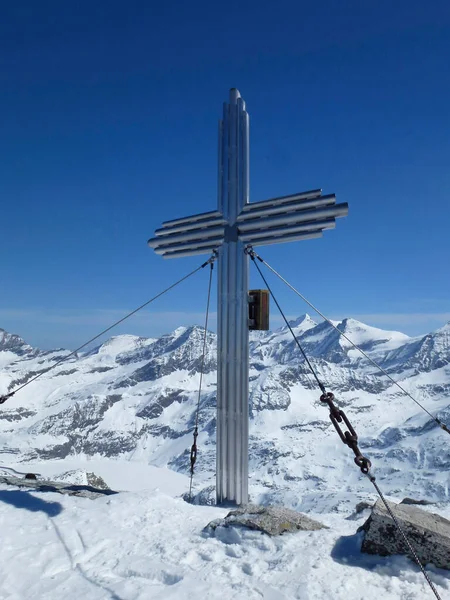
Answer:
148, 89, 348, 506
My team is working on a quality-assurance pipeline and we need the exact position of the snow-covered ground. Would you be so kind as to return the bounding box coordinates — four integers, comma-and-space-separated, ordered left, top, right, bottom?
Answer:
1, 461, 449, 600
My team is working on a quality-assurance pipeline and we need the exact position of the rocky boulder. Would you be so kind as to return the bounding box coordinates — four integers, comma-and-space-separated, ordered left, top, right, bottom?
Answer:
52, 469, 110, 490
206, 504, 328, 536
359, 498, 450, 570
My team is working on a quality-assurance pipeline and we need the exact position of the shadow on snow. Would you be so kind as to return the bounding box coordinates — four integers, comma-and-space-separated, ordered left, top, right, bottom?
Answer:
331, 531, 450, 589
0, 489, 63, 517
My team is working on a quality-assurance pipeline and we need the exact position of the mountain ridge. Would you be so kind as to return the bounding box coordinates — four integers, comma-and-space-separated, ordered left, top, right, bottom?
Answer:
0, 317, 449, 512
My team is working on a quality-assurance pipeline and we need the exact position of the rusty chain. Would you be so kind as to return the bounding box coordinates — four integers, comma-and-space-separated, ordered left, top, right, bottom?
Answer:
190, 429, 198, 475
319, 391, 372, 474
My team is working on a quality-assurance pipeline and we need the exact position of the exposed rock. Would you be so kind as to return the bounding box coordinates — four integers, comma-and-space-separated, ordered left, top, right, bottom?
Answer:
86, 472, 110, 490
52, 469, 110, 489
136, 389, 190, 419
0, 475, 117, 499
355, 501, 374, 514
183, 484, 216, 506
0, 329, 32, 355
346, 501, 375, 521
249, 374, 291, 413
206, 504, 328, 537
54, 369, 77, 377
0, 408, 36, 422
359, 498, 450, 570
89, 366, 113, 374
400, 497, 433, 506
33, 394, 123, 436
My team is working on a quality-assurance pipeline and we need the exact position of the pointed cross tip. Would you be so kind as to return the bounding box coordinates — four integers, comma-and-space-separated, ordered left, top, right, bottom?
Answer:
230, 88, 241, 102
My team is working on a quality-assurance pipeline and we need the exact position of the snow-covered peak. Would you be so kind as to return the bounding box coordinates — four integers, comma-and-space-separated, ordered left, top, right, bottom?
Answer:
297, 317, 410, 366
383, 319, 450, 374
287, 313, 317, 333
337, 318, 410, 348
259, 314, 316, 346
0, 328, 35, 367
97, 334, 153, 356
0, 328, 28, 352
172, 326, 189, 338
433, 321, 450, 335
250, 315, 415, 368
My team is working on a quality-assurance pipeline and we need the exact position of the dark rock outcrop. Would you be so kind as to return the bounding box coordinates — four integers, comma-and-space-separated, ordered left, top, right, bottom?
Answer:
359, 498, 450, 570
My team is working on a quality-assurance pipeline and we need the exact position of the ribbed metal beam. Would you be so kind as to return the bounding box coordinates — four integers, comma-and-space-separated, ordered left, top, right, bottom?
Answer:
240, 189, 322, 212
161, 246, 222, 259
248, 230, 323, 247
239, 218, 335, 242
154, 236, 225, 255
148, 225, 225, 248
216, 88, 249, 507
237, 194, 337, 222
237, 203, 348, 233
162, 209, 223, 228
155, 216, 227, 236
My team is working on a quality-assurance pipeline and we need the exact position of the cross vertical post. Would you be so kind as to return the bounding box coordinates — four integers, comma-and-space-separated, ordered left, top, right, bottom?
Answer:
216, 89, 250, 505
148, 89, 348, 506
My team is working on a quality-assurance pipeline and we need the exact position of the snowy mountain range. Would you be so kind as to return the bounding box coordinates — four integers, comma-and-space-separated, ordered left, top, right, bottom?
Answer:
0, 316, 449, 512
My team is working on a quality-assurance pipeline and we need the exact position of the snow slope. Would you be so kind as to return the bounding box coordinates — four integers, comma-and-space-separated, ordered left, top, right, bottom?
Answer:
0, 462, 449, 600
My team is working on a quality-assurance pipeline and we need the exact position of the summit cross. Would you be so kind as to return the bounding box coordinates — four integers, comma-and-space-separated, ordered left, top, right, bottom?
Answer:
148, 88, 348, 505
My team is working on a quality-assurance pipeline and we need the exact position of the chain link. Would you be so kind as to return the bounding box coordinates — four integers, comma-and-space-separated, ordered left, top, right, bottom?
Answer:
320, 391, 372, 474
190, 429, 198, 475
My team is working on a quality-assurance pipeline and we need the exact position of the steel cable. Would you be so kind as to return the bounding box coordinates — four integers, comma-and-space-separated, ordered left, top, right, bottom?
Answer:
1, 256, 216, 403
248, 248, 449, 434
367, 474, 442, 600
248, 246, 443, 599
188, 260, 215, 501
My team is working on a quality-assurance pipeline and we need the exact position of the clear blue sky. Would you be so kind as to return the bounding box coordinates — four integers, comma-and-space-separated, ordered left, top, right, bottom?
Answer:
1, 1, 449, 349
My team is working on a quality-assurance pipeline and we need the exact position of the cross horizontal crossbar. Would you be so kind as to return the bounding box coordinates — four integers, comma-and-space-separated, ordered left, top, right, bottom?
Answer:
238, 218, 336, 242
148, 225, 224, 248
248, 229, 323, 247
154, 236, 225, 255
238, 203, 348, 232
161, 209, 223, 228
240, 189, 322, 211
155, 216, 227, 236
237, 194, 336, 220
148, 191, 348, 258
